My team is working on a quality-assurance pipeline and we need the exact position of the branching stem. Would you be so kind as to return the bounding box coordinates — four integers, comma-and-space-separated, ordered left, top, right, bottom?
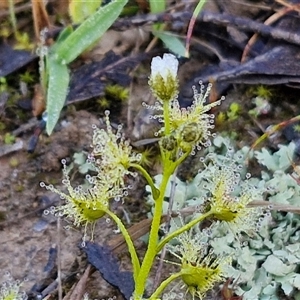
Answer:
105, 209, 140, 282
157, 209, 214, 253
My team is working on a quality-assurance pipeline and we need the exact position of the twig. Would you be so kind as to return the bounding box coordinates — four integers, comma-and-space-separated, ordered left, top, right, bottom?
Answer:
0, 2, 32, 18
12, 117, 39, 136
0, 140, 24, 157
114, 11, 300, 47
241, 3, 300, 62
200, 11, 300, 46
249, 200, 300, 214
63, 265, 92, 300
57, 216, 63, 300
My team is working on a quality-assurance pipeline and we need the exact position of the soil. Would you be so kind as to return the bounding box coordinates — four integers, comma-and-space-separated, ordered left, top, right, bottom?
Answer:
0, 111, 111, 297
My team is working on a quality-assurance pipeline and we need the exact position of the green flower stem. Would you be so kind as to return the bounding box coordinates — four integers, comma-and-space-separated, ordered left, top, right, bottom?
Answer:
158, 142, 168, 164
156, 209, 214, 253
130, 163, 160, 200
134, 164, 174, 298
105, 209, 140, 282
163, 100, 171, 135
174, 148, 192, 169
8, 0, 17, 33
185, 0, 207, 56
149, 272, 182, 300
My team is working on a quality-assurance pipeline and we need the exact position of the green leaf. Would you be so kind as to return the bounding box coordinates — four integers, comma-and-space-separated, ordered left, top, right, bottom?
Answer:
154, 31, 186, 57
149, 0, 165, 31
69, 0, 102, 23
54, 26, 74, 46
149, 0, 165, 13
54, 0, 128, 64
49, 26, 74, 55
46, 58, 69, 135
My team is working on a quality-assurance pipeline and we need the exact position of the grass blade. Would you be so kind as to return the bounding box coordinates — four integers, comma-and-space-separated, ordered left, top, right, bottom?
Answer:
46, 58, 69, 134
54, 0, 128, 64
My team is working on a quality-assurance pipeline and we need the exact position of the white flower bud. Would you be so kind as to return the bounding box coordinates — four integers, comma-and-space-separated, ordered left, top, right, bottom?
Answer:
149, 53, 179, 102
150, 53, 178, 82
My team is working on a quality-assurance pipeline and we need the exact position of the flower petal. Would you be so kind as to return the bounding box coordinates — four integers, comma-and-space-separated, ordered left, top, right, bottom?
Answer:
151, 53, 178, 81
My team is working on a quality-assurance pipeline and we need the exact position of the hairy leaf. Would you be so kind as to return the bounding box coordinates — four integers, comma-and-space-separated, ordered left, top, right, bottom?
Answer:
54, 0, 128, 64
46, 58, 69, 134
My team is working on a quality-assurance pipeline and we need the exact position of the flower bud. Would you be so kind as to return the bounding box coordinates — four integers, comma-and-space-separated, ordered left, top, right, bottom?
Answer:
160, 134, 177, 151
167, 229, 231, 300
207, 158, 266, 235
180, 122, 201, 143
149, 53, 179, 102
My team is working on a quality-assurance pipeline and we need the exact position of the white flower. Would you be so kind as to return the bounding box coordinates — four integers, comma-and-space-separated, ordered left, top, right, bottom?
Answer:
149, 53, 179, 102
151, 53, 178, 82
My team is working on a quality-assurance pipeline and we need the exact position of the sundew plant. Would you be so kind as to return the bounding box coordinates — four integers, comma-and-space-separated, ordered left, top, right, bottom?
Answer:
0, 273, 27, 300
41, 54, 270, 299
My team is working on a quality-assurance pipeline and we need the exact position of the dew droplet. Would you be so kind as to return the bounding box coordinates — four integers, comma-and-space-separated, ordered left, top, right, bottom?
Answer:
40, 182, 45, 188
